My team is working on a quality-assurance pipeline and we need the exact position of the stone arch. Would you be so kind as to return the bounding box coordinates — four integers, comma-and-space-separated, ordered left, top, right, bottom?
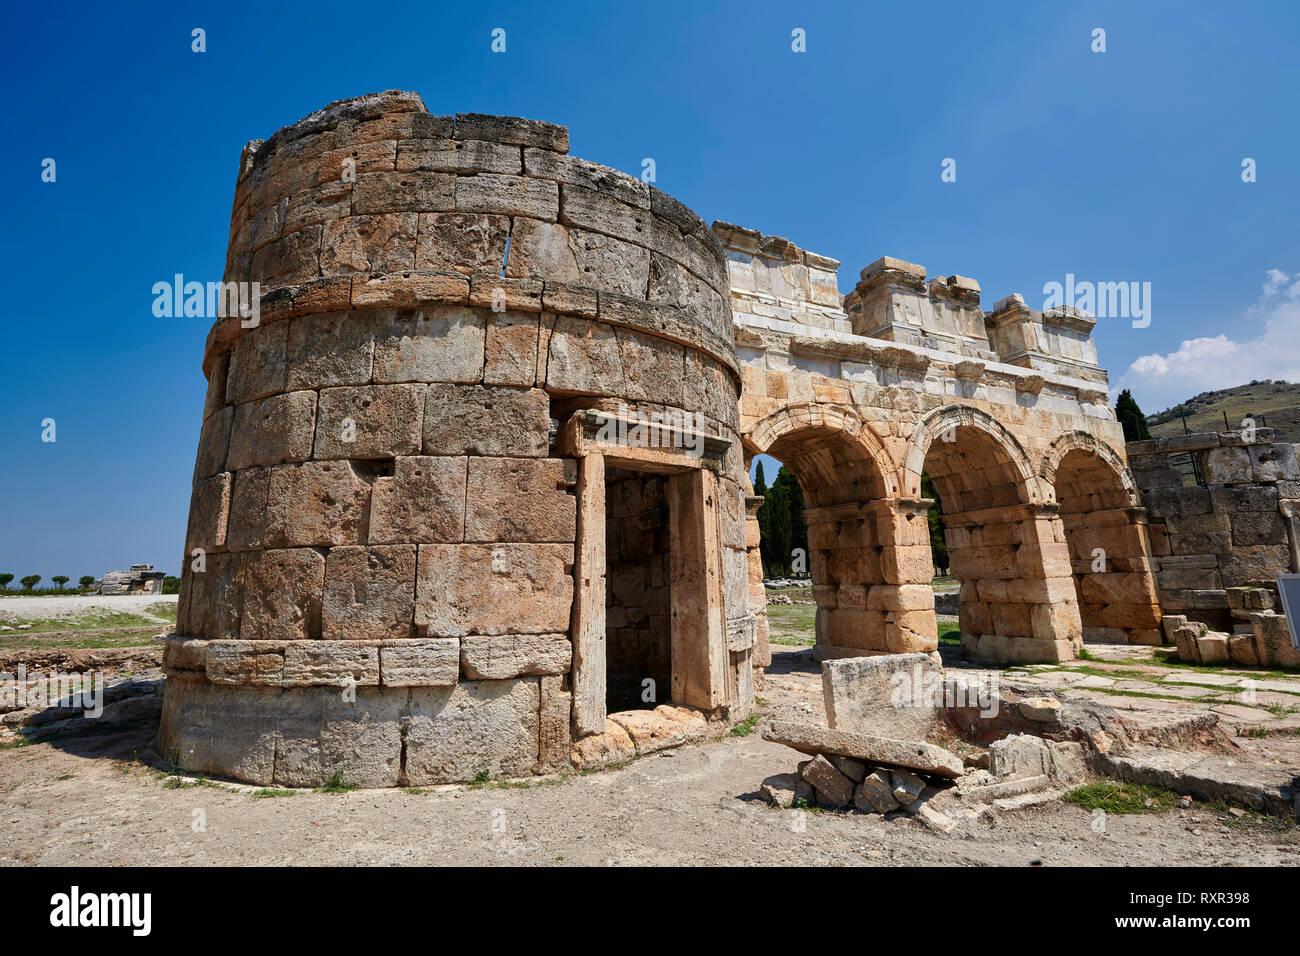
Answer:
1042, 433, 1161, 645
901, 405, 1040, 501
1039, 431, 1138, 505
744, 402, 899, 501
907, 404, 1081, 663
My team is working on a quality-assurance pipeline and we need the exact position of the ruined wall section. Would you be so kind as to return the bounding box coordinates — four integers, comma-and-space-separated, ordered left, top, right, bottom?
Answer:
162, 92, 751, 787
1129, 430, 1300, 634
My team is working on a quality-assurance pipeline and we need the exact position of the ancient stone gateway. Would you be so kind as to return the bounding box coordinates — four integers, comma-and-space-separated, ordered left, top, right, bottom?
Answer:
719, 224, 1161, 665
160, 92, 755, 787
159, 90, 1156, 787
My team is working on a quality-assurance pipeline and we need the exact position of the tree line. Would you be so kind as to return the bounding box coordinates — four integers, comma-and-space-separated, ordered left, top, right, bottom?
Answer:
0, 573, 180, 594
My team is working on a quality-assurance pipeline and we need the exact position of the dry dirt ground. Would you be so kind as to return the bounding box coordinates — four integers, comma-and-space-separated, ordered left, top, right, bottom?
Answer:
2, 639, 1299, 867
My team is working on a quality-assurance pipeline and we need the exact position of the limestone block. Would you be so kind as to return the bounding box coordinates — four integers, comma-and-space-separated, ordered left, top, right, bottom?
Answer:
1251, 612, 1300, 668
484, 311, 540, 386
890, 769, 926, 806
368, 455, 467, 544
397, 139, 522, 176
465, 457, 577, 542
459, 634, 572, 679
271, 686, 405, 788
504, 218, 580, 284
1220, 544, 1292, 587
1250, 442, 1300, 481
559, 183, 647, 246
313, 384, 425, 460
422, 383, 549, 456
249, 224, 322, 285
800, 753, 855, 807
378, 638, 459, 686
571, 718, 636, 769
989, 733, 1050, 779
1196, 632, 1230, 664
880, 545, 933, 585
265, 460, 372, 547
763, 720, 965, 777
1228, 634, 1260, 666
1229, 510, 1288, 547
194, 405, 233, 480
821, 652, 943, 740
1201, 446, 1252, 484
286, 311, 378, 389
608, 706, 708, 756
206, 640, 286, 686
320, 213, 418, 274
615, 327, 685, 404
226, 466, 272, 551
351, 271, 469, 309
371, 307, 486, 383
182, 552, 244, 641
854, 770, 901, 813
541, 281, 598, 319
158, 681, 277, 785
415, 212, 510, 274
239, 547, 325, 641
226, 391, 318, 471
415, 543, 573, 636
226, 320, 288, 403
322, 545, 418, 641
543, 315, 624, 395
454, 113, 568, 151
281, 640, 380, 687
866, 585, 934, 612
455, 173, 558, 219
523, 149, 648, 207
569, 229, 651, 297
352, 170, 455, 214
402, 679, 541, 784
538, 674, 573, 771
186, 472, 231, 553
1210, 484, 1278, 514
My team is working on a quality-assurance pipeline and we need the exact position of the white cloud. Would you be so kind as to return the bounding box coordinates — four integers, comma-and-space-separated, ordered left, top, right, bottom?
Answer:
1117, 271, 1300, 412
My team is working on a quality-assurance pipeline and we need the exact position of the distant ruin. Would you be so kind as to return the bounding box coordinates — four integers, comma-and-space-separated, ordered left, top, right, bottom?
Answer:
159, 90, 1292, 788
97, 564, 165, 595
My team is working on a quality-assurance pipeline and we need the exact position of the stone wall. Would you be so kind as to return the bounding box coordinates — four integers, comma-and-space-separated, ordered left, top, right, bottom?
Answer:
161, 91, 755, 788
1127, 430, 1300, 631
720, 223, 1156, 663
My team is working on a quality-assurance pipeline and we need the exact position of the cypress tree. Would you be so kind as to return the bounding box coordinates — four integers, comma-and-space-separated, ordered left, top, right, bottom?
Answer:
1115, 389, 1152, 441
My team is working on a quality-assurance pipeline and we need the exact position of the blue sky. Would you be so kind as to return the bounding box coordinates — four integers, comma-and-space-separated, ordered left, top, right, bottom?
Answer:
2, 0, 1298, 581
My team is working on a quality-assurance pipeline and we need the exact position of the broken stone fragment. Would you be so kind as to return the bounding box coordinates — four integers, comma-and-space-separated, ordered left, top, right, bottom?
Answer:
891, 769, 926, 806
1018, 697, 1062, 722
854, 770, 901, 814
799, 753, 855, 808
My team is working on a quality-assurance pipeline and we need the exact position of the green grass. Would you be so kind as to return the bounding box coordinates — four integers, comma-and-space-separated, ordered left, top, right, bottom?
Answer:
766, 603, 816, 646
0, 610, 171, 634
315, 771, 358, 794
0, 736, 34, 750
729, 713, 760, 737
937, 621, 961, 647
161, 772, 219, 790
250, 788, 296, 799
1065, 781, 1179, 814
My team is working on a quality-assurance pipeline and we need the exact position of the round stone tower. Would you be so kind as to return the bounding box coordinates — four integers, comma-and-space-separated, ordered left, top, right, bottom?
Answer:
159, 91, 758, 787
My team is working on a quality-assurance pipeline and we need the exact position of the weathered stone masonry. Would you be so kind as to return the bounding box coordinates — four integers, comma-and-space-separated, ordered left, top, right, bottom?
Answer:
721, 225, 1160, 664
160, 91, 756, 787
161, 89, 1159, 787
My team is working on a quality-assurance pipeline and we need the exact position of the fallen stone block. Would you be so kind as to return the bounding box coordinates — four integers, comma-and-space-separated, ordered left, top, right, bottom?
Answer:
829, 755, 867, 783
854, 769, 901, 813
763, 720, 965, 778
570, 719, 636, 770
799, 753, 855, 807
989, 733, 1051, 780
821, 652, 944, 740
759, 772, 800, 807
1018, 697, 1062, 722
891, 769, 926, 806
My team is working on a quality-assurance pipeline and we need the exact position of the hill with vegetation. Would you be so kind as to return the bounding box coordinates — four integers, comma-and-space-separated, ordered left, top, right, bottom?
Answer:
1146, 380, 1300, 444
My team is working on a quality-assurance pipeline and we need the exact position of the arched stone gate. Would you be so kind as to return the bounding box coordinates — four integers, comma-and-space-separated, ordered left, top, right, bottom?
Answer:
719, 222, 1157, 664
